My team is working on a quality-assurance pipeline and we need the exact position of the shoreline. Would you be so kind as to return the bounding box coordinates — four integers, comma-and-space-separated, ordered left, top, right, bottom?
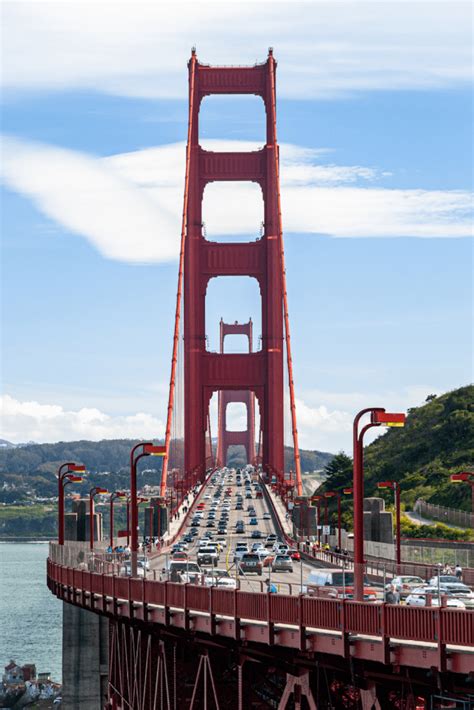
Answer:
0, 538, 52, 543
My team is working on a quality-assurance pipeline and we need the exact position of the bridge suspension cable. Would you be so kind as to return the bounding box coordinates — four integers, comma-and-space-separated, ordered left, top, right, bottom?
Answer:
268, 52, 303, 497
160, 51, 197, 498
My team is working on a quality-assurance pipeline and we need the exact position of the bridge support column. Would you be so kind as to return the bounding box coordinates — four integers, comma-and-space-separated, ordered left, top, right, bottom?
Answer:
278, 671, 317, 710
359, 682, 382, 710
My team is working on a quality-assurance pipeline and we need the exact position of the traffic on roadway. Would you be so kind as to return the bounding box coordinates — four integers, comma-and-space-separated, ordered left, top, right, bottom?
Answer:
109, 466, 474, 608
151, 466, 317, 595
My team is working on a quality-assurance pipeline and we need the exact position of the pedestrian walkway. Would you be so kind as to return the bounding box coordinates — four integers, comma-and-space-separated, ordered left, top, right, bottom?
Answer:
265, 485, 294, 538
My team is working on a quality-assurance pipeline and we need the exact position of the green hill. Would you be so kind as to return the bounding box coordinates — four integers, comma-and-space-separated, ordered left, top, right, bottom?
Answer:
320, 385, 474, 512
0, 438, 333, 503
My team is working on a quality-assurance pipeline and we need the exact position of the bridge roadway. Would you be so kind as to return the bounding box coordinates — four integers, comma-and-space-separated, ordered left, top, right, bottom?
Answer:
151, 467, 322, 595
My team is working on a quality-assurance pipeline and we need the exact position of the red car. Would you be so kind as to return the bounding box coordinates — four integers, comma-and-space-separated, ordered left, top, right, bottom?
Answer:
290, 550, 301, 561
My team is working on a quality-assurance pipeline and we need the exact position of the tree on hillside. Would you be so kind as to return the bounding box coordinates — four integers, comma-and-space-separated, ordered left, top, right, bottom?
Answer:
321, 452, 353, 491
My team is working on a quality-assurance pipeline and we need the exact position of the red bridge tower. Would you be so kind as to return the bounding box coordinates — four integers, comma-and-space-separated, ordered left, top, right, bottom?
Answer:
216, 318, 256, 467
184, 50, 286, 487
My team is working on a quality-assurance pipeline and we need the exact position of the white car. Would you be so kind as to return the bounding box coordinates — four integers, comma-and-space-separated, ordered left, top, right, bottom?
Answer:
385, 576, 425, 597
263, 513, 271, 521
204, 570, 237, 589
405, 587, 466, 609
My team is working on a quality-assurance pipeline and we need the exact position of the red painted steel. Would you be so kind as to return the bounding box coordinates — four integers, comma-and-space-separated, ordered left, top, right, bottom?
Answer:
47, 559, 474, 671
209, 588, 235, 616
216, 319, 256, 467
267, 52, 302, 497
161, 52, 198, 497
301, 597, 341, 631
441, 608, 474, 645
270, 593, 299, 625
345, 601, 380, 636
386, 606, 436, 642
183, 51, 288, 489
236, 590, 268, 621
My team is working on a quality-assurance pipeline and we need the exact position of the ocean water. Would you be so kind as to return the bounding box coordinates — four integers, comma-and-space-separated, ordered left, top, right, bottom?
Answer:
0, 543, 62, 682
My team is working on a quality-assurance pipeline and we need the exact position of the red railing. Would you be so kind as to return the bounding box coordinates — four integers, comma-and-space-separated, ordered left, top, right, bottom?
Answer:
47, 559, 474, 671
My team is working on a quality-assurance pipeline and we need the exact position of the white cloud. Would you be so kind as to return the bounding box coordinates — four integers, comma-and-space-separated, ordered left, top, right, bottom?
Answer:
0, 394, 165, 444
0, 136, 179, 263
2, 2, 472, 99
0, 384, 441, 451
291, 384, 438, 453
1, 136, 472, 264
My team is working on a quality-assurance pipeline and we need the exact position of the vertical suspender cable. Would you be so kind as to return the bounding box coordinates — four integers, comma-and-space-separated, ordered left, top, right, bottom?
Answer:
160, 52, 197, 497
268, 54, 303, 497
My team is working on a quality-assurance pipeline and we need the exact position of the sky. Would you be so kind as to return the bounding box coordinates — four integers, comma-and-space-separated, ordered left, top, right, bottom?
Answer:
1, 1, 472, 455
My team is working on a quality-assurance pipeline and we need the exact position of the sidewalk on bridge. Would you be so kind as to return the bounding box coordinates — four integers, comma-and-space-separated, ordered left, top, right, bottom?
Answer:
265, 485, 294, 538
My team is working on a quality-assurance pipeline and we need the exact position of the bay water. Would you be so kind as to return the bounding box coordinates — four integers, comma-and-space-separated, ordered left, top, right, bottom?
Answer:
0, 542, 62, 682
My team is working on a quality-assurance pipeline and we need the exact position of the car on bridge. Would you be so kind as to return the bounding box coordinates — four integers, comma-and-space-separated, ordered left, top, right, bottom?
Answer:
249, 517, 258, 525
238, 553, 263, 576
197, 546, 219, 567
251, 530, 263, 539
305, 569, 378, 601
271, 555, 293, 573
385, 576, 425, 597
263, 513, 271, 520
166, 560, 201, 583
405, 587, 466, 608
204, 569, 237, 589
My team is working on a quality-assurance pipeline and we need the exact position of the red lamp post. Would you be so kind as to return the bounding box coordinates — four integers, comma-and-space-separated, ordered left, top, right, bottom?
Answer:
353, 408, 406, 600
109, 491, 127, 549
126, 495, 149, 547
130, 443, 166, 573
377, 481, 402, 566
57, 463, 85, 545
325, 492, 342, 550
89, 486, 108, 550
311, 495, 323, 546
450, 472, 474, 514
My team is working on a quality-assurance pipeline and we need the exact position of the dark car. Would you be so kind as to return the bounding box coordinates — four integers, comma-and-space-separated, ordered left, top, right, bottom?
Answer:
251, 530, 263, 539
239, 553, 263, 576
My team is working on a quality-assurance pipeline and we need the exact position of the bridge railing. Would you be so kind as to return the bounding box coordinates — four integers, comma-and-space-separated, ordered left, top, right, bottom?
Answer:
47, 558, 474, 661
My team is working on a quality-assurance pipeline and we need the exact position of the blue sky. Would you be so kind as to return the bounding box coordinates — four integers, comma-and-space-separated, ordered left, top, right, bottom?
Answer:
1, 2, 472, 453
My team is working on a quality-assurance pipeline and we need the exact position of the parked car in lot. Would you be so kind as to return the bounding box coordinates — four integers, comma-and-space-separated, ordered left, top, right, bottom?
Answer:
239, 553, 263, 575
405, 587, 466, 608
271, 555, 293, 572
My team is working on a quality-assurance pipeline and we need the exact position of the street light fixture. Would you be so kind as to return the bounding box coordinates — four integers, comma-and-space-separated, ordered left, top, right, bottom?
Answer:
353, 408, 406, 600
450, 472, 474, 515
57, 463, 85, 545
324, 492, 342, 551
125, 494, 149, 547
377, 480, 401, 566
89, 486, 108, 550
109, 491, 127, 549
130, 443, 166, 574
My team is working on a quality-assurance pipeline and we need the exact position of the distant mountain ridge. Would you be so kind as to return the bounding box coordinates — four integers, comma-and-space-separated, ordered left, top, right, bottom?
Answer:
0, 437, 333, 502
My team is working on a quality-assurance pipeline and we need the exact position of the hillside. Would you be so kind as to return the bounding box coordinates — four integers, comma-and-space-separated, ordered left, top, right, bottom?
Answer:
320, 385, 474, 512
0, 438, 333, 503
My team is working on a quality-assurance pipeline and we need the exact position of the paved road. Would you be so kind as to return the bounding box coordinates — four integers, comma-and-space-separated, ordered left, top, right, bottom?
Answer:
150, 468, 322, 595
